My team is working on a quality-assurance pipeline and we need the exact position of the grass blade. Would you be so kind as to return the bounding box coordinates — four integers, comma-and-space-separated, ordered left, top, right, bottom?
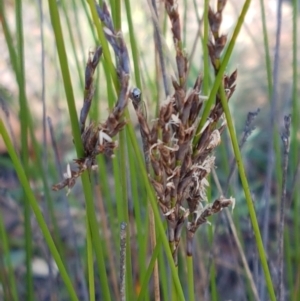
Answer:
0, 119, 79, 301
218, 87, 276, 301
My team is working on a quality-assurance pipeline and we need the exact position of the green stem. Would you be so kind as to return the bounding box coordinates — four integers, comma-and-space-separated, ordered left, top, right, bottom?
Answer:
0, 119, 79, 301
47, 1, 111, 299
118, 129, 134, 300
0, 210, 19, 301
15, 0, 33, 298
87, 221, 95, 301
82, 175, 112, 301
218, 87, 276, 301
47, 0, 82, 153
187, 256, 195, 301
114, 0, 121, 30
127, 142, 147, 282
208, 224, 218, 301
124, 0, 142, 89
137, 237, 161, 301
60, 0, 84, 89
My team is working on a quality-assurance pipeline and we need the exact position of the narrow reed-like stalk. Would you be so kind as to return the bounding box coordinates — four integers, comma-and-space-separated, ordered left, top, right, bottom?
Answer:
97, 155, 120, 249
60, 0, 84, 89
120, 222, 127, 301
127, 144, 149, 288
70, 0, 85, 58
95, 185, 119, 299
291, 0, 299, 298
9, 0, 34, 297
86, 220, 95, 301
37, 0, 47, 167
130, 87, 160, 300
225, 109, 260, 193
278, 115, 291, 301
137, 238, 161, 301
47, 1, 112, 299
47, 0, 83, 154
0, 119, 80, 301
261, 3, 283, 299
149, 206, 160, 301
114, 0, 121, 30
219, 86, 276, 301
187, 255, 195, 301
124, 0, 142, 89
0, 210, 18, 301
119, 132, 134, 300
49, 117, 88, 299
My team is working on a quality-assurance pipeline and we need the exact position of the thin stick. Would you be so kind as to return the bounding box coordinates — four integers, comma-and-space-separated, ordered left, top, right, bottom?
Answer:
120, 222, 127, 301
278, 115, 291, 301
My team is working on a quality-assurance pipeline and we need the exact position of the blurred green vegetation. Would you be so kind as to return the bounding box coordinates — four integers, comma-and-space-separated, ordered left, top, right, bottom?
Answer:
0, 0, 299, 300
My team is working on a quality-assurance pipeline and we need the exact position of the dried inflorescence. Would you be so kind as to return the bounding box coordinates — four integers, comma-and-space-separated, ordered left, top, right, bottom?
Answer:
132, 0, 235, 262
52, 0, 236, 263
52, 2, 130, 193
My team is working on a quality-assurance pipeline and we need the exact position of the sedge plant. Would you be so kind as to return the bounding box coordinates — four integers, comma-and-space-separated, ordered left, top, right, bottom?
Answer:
1, 0, 298, 300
